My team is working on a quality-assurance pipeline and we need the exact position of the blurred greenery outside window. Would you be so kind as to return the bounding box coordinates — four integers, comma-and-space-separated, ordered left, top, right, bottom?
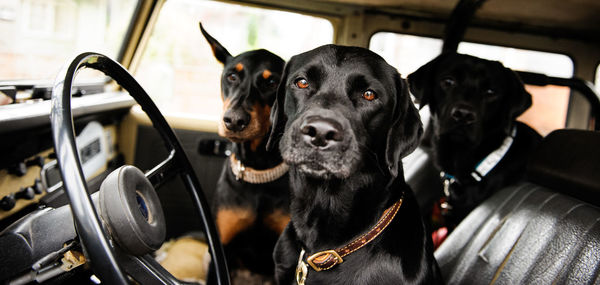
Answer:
0, 0, 137, 81
135, 0, 334, 119
370, 32, 575, 136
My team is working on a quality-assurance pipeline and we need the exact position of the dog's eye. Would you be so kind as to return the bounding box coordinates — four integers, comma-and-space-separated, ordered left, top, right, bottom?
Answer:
362, 90, 377, 101
485, 89, 495, 96
226, 73, 238, 82
441, 78, 456, 89
295, 78, 309, 89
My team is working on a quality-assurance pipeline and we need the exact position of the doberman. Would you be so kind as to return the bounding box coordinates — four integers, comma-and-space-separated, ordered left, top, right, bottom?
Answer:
267, 44, 442, 284
200, 23, 290, 277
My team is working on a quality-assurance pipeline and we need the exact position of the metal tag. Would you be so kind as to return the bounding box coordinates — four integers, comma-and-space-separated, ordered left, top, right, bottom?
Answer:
296, 249, 308, 285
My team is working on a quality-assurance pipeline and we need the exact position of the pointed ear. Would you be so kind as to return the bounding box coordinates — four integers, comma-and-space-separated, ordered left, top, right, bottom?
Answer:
266, 61, 292, 151
504, 67, 532, 120
199, 22, 232, 64
407, 53, 451, 109
385, 75, 424, 178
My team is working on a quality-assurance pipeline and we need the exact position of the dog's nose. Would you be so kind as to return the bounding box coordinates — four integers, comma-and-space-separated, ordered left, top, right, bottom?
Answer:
223, 109, 250, 132
450, 106, 477, 124
300, 118, 343, 148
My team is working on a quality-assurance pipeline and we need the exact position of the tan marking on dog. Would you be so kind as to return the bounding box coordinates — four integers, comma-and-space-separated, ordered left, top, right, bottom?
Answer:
264, 209, 291, 234
219, 101, 272, 145
249, 103, 272, 151
218, 98, 231, 137
235, 62, 244, 72
262, 69, 272, 79
216, 207, 256, 245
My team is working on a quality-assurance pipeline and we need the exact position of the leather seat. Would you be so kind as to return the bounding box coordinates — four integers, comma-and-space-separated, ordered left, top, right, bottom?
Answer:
435, 129, 600, 284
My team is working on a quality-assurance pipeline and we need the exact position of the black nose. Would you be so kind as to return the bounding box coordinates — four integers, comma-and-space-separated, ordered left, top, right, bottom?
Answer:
223, 108, 250, 131
300, 118, 343, 148
450, 106, 477, 124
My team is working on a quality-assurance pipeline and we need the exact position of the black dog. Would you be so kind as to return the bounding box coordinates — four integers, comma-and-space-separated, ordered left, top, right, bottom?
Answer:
200, 23, 290, 276
267, 44, 441, 284
407, 53, 542, 233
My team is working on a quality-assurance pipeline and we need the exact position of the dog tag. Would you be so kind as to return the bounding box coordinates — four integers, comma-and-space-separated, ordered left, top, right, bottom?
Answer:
296, 249, 308, 285
235, 160, 245, 181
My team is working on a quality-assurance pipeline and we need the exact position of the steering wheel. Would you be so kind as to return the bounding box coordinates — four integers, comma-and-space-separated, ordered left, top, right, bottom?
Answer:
50, 53, 230, 284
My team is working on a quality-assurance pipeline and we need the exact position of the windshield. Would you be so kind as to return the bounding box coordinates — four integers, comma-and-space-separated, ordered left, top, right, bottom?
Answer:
0, 0, 138, 82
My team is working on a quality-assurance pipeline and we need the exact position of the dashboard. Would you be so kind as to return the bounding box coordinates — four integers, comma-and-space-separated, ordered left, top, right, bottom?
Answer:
0, 90, 135, 227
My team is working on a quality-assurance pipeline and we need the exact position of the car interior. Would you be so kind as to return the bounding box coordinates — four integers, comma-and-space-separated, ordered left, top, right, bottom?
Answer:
0, 0, 599, 284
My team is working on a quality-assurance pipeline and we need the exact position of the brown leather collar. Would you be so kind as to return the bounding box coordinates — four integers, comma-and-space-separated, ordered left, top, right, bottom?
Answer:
295, 195, 404, 283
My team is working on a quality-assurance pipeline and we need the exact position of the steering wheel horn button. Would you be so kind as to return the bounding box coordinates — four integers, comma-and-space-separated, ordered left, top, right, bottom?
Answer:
99, 165, 166, 256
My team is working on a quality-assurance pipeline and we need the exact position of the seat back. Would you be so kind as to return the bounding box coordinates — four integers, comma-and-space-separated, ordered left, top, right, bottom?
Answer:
435, 129, 600, 284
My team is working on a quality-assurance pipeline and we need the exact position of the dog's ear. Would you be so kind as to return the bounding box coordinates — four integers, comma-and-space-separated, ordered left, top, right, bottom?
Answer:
503, 66, 532, 120
199, 22, 232, 64
266, 61, 292, 151
407, 53, 449, 109
385, 75, 424, 178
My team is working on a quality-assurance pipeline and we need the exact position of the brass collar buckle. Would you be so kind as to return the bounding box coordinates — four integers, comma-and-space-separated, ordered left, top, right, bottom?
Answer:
306, 250, 344, 271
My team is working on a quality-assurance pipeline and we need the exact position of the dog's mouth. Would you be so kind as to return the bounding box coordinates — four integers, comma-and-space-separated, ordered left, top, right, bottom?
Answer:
297, 161, 330, 178
281, 144, 359, 180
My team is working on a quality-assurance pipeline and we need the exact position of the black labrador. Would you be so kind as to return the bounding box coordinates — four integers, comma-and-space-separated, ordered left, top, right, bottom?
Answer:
407, 52, 542, 233
200, 23, 290, 277
267, 44, 442, 284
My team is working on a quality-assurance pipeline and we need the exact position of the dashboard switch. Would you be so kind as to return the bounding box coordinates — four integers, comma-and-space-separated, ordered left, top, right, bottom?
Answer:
0, 194, 16, 211
8, 162, 27, 176
33, 178, 44, 194
15, 187, 35, 200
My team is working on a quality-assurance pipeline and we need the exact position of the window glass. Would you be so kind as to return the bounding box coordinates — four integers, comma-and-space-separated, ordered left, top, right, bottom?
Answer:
369, 32, 575, 136
369, 33, 442, 77
0, 0, 138, 81
457, 42, 573, 78
135, 0, 334, 119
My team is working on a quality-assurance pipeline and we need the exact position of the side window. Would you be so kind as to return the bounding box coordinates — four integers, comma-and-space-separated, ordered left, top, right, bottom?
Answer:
369, 32, 576, 136
135, 0, 333, 118
369, 32, 442, 77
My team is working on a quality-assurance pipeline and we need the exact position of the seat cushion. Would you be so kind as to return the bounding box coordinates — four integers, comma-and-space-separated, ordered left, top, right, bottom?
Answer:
527, 129, 600, 207
435, 182, 600, 284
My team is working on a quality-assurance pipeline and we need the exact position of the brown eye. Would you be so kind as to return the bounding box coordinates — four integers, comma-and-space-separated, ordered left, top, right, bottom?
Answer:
295, 78, 309, 89
441, 77, 456, 89
227, 73, 238, 82
362, 90, 376, 101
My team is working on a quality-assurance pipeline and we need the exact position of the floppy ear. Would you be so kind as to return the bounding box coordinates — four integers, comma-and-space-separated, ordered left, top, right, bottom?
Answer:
199, 22, 232, 64
385, 75, 424, 178
504, 67, 532, 120
407, 54, 443, 109
266, 61, 292, 151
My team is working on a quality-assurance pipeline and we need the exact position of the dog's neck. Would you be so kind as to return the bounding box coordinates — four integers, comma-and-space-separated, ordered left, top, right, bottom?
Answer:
289, 168, 403, 252
429, 122, 512, 180
232, 137, 283, 170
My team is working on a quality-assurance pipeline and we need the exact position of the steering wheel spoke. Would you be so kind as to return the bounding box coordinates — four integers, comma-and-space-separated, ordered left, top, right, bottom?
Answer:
114, 251, 191, 285
145, 149, 180, 188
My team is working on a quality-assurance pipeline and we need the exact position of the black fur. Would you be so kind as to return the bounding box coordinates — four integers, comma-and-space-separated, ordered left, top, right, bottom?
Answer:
268, 44, 441, 284
408, 52, 542, 226
200, 23, 288, 276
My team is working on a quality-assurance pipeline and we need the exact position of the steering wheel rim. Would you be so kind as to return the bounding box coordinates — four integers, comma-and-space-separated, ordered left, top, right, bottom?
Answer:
51, 52, 230, 284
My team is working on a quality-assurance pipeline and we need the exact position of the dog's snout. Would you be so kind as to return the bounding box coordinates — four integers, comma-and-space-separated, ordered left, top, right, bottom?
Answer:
300, 118, 343, 148
223, 108, 250, 131
450, 106, 477, 124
